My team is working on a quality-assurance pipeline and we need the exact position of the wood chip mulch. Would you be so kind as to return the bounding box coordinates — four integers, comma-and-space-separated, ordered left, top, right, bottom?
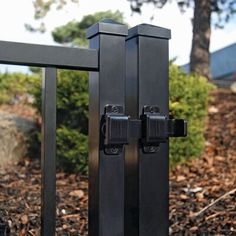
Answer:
0, 160, 88, 236
0, 88, 235, 235
170, 88, 236, 235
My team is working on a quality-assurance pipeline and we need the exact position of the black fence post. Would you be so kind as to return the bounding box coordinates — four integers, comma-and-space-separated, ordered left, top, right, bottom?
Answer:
41, 68, 57, 236
125, 24, 171, 236
87, 20, 128, 236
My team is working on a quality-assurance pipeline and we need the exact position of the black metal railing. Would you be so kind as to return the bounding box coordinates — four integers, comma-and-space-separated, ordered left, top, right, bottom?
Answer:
0, 39, 98, 236
0, 20, 186, 236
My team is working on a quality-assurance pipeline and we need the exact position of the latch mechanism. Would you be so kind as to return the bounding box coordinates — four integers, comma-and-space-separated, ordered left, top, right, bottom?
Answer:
141, 106, 187, 153
101, 105, 187, 155
102, 105, 129, 155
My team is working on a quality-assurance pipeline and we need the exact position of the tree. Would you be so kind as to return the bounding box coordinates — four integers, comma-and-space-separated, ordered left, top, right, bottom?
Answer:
52, 10, 124, 46
25, 0, 79, 33
128, 0, 236, 79
33, 0, 79, 19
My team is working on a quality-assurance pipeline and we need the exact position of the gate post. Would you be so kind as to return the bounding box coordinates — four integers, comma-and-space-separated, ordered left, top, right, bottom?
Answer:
87, 20, 128, 236
125, 24, 171, 235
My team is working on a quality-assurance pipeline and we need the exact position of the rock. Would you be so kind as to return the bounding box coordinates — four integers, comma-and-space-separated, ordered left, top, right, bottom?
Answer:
183, 186, 203, 193
0, 111, 36, 167
230, 82, 236, 93
208, 106, 219, 114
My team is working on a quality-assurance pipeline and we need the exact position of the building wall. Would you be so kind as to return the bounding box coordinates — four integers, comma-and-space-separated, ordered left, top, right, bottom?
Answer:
213, 72, 236, 87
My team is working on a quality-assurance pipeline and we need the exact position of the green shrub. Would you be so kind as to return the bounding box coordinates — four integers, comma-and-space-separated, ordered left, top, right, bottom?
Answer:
169, 64, 215, 165
0, 72, 37, 104
29, 70, 89, 174
56, 126, 88, 173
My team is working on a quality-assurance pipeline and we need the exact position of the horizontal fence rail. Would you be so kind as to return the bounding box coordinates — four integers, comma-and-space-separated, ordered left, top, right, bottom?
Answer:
0, 40, 98, 71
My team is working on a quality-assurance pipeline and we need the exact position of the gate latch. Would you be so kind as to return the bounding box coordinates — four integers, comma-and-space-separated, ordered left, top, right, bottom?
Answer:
141, 106, 187, 153
102, 105, 129, 155
102, 105, 187, 155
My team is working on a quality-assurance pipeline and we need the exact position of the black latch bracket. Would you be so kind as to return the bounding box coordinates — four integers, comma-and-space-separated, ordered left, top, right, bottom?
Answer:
141, 106, 168, 153
102, 105, 129, 155
141, 106, 187, 153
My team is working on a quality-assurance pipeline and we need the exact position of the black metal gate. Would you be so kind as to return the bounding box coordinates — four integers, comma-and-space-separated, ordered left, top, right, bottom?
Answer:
0, 20, 186, 236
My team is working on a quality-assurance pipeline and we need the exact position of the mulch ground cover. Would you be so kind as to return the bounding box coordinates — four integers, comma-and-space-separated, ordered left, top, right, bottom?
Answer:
0, 160, 88, 236
0, 88, 235, 235
170, 88, 236, 235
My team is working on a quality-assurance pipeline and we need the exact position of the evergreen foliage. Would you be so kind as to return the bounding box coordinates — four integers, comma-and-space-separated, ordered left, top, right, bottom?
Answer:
169, 64, 215, 165
52, 10, 124, 46
0, 72, 38, 104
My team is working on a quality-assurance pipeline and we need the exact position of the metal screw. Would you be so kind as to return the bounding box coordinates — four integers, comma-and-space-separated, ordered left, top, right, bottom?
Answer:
149, 146, 155, 152
110, 147, 119, 154
143, 145, 159, 153
105, 147, 120, 155
112, 106, 119, 114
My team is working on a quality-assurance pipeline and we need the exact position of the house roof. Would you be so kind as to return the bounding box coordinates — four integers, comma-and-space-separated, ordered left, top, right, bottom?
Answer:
182, 42, 236, 79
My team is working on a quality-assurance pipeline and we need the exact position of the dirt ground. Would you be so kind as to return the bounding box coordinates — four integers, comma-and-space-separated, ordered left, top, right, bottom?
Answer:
0, 88, 235, 235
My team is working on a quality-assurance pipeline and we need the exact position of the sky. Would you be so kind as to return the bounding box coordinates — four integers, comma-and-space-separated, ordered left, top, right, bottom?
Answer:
0, 0, 235, 72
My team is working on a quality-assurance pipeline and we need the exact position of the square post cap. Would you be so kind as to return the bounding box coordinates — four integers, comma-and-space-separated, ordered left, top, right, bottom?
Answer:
86, 19, 128, 39
126, 24, 171, 40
